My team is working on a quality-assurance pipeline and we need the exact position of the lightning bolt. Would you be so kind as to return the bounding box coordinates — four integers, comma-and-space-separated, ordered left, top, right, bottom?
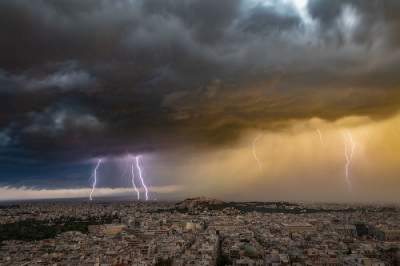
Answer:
131, 158, 140, 200
89, 159, 102, 201
343, 131, 356, 192
252, 135, 263, 171
316, 129, 324, 145
136, 155, 149, 201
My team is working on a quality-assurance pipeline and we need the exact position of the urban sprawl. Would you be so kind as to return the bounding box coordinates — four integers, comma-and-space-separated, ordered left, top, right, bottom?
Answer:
0, 197, 399, 265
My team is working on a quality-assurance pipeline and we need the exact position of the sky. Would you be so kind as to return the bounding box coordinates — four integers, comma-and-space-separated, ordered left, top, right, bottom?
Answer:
0, 0, 400, 202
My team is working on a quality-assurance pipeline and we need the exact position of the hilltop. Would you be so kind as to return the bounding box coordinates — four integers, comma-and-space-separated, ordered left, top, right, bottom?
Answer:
175, 197, 225, 209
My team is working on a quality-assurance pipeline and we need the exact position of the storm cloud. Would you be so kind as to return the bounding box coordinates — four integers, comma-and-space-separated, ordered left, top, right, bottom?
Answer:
1, 0, 400, 198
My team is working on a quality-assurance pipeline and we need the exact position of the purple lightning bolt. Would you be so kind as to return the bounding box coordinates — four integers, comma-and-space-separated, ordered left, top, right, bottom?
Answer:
89, 159, 102, 201
135, 155, 149, 201
131, 158, 140, 200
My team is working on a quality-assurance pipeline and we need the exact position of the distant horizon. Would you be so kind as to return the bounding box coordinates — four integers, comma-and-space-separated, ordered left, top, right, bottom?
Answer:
0, 189, 399, 206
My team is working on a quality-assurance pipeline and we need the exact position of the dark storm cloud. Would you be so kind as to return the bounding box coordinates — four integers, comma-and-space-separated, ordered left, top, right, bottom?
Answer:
0, 130, 12, 147
1, 0, 400, 162
1, 61, 95, 92
307, 0, 400, 46
240, 2, 301, 34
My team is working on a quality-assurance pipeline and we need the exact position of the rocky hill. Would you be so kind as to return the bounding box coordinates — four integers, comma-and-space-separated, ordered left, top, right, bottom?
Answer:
175, 197, 225, 210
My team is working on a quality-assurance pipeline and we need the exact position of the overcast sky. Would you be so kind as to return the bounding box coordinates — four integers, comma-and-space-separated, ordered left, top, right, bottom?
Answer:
1, 0, 400, 202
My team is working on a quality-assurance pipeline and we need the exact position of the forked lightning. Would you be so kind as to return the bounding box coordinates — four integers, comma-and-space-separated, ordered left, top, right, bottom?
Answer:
343, 131, 356, 192
89, 159, 102, 201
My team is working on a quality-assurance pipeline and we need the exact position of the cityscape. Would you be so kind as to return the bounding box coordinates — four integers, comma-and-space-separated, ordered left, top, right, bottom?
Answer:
0, 198, 399, 265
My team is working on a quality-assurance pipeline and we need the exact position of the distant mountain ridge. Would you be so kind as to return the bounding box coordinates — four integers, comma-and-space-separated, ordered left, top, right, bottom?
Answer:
176, 197, 225, 209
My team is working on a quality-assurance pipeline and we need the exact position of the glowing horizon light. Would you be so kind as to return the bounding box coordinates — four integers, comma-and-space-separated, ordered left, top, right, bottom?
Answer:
136, 155, 149, 201
343, 131, 356, 192
252, 135, 263, 172
89, 159, 102, 201
131, 158, 140, 200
